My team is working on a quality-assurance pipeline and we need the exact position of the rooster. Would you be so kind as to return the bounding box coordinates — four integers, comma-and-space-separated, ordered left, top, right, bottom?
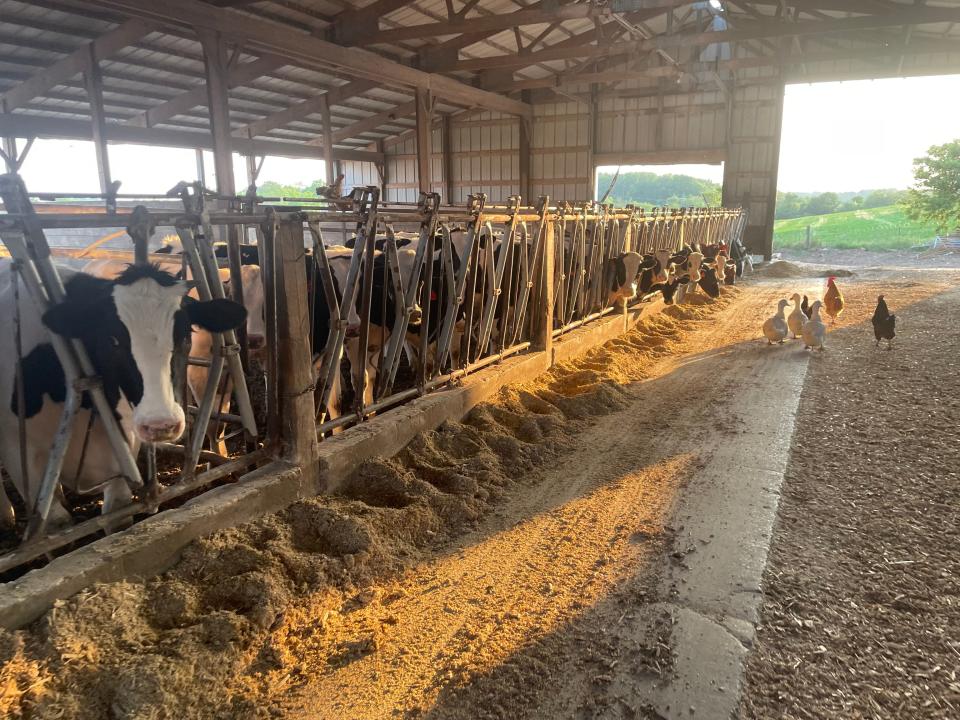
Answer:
800, 294, 812, 320
316, 173, 345, 199
823, 277, 844, 324
871, 295, 896, 350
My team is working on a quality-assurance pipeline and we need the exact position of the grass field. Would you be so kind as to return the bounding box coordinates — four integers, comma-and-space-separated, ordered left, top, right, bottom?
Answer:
773, 205, 940, 251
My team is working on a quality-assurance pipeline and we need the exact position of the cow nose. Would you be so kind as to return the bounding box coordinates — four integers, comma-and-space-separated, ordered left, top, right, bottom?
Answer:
247, 334, 266, 351
409, 305, 423, 325
136, 419, 185, 443
345, 324, 361, 339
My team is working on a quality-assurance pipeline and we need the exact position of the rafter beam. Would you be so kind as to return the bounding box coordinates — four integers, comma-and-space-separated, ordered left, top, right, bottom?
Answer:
0, 18, 155, 113
330, 0, 429, 45
325, 100, 416, 144
515, 39, 960, 94
233, 79, 379, 140
360, 5, 611, 45
87, 0, 532, 118
0, 113, 383, 162
452, 5, 960, 73
124, 55, 285, 128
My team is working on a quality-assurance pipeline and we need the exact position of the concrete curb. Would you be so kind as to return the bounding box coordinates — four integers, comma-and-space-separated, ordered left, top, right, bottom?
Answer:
0, 298, 665, 630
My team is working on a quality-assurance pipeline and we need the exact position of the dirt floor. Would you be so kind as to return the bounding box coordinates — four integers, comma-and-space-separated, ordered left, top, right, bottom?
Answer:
1, 262, 958, 720
738, 274, 960, 719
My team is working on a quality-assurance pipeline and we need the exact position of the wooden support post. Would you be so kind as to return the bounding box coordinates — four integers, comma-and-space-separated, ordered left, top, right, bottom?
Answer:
83, 47, 112, 193
318, 95, 335, 185
589, 87, 599, 201
415, 88, 433, 195
1, 134, 16, 173
195, 148, 206, 184
534, 200, 554, 361
441, 114, 454, 205
200, 29, 245, 342
375, 139, 387, 198
275, 217, 320, 489
519, 91, 532, 205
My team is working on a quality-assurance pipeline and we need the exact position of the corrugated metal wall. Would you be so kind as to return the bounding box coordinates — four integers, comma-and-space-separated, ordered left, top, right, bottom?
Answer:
531, 101, 592, 202
722, 72, 785, 258
594, 89, 728, 162
340, 158, 380, 191
382, 126, 444, 203
448, 111, 520, 204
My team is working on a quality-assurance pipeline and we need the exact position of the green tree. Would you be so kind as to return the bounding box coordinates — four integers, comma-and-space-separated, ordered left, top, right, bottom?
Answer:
863, 188, 906, 209
775, 192, 805, 219
904, 139, 960, 231
805, 192, 841, 216
258, 179, 324, 198
851, 195, 864, 208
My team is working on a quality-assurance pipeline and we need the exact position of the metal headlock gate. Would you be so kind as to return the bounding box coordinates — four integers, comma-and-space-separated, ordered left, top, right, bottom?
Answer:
0, 176, 747, 578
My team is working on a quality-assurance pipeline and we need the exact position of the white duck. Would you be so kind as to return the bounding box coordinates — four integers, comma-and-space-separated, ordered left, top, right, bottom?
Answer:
762, 299, 790, 345
801, 300, 827, 351
787, 293, 806, 339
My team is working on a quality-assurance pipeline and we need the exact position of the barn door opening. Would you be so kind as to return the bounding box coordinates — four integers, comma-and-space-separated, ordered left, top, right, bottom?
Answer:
773, 75, 960, 259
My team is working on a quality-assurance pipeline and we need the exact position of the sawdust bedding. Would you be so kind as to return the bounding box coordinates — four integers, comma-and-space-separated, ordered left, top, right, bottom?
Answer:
739, 279, 960, 719
0, 289, 737, 720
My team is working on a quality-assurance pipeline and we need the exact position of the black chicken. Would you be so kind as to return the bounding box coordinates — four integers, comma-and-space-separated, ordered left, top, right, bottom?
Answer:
800, 294, 812, 319
871, 295, 896, 349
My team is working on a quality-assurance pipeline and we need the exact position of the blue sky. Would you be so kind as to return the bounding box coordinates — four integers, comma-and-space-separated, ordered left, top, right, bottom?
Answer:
14, 74, 960, 196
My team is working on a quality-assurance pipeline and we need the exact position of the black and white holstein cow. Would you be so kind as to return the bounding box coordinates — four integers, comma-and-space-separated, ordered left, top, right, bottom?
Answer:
82, 259, 267, 455
0, 262, 246, 529
604, 252, 685, 306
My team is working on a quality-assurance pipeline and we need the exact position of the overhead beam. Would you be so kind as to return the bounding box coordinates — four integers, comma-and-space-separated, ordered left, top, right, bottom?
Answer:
0, 113, 384, 162
327, 100, 417, 144
452, 6, 960, 73
125, 55, 285, 128
531, 40, 960, 100
0, 18, 155, 113
330, 0, 419, 45
361, 6, 611, 46
87, 0, 531, 117
235, 79, 378, 140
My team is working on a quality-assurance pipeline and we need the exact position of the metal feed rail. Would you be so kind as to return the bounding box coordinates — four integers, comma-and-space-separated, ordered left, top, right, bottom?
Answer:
0, 182, 281, 575
0, 187, 746, 576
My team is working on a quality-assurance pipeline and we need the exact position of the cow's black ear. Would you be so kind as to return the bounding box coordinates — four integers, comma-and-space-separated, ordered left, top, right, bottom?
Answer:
617, 260, 627, 287
185, 297, 247, 332
42, 300, 89, 338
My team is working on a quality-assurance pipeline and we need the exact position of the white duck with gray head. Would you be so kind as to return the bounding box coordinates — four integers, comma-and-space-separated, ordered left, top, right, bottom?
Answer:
801, 300, 827, 351
787, 293, 806, 339
763, 299, 790, 344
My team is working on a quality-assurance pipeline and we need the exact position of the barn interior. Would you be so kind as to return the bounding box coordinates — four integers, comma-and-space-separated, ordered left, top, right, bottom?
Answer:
2, 1, 958, 255
1, 2, 960, 718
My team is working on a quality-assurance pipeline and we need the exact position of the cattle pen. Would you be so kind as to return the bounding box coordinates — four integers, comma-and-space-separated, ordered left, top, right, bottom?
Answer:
2, 1, 960, 718
0, 174, 748, 578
